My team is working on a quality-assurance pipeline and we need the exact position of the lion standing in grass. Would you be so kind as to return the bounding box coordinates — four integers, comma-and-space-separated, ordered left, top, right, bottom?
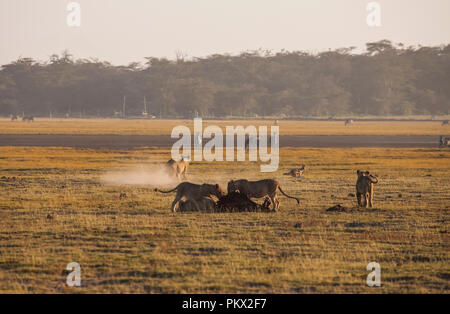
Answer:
227, 179, 300, 212
355, 170, 378, 208
165, 156, 189, 182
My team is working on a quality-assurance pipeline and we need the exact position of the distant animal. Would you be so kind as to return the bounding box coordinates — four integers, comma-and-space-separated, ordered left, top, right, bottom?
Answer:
355, 170, 378, 208
442, 120, 449, 126
165, 156, 189, 181
227, 179, 300, 211
155, 182, 224, 212
10, 115, 18, 121
345, 119, 353, 126
22, 116, 34, 122
178, 197, 216, 212
439, 136, 450, 147
284, 165, 306, 177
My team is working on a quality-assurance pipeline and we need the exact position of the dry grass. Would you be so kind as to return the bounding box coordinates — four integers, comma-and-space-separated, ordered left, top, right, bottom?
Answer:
0, 146, 448, 293
1, 118, 449, 135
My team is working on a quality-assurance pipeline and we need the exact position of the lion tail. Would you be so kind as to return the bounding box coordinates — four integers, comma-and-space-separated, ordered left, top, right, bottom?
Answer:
155, 186, 178, 193
278, 186, 300, 204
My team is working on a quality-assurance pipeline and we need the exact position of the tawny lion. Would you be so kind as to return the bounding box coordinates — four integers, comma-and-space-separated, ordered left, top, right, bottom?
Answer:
355, 170, 378, 208
227, 179, 300, 212
164, 156, 189, 181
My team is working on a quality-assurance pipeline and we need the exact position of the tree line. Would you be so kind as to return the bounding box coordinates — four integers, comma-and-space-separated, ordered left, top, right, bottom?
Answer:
0, 40, 449, 118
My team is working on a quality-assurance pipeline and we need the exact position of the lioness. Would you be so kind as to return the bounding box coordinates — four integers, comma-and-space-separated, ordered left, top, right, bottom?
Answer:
156, 182, 224, 212
165, 156, 189, 181
356, 170, 378, 208
227, 179, 300, 211
178, 197, 216, 212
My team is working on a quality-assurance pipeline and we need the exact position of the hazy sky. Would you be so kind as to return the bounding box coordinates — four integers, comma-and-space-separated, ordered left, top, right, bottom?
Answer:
1, 0, 449, 65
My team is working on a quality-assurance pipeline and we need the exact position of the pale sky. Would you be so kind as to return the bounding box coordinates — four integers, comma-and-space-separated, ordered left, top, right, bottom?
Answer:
0, 0, 449, 65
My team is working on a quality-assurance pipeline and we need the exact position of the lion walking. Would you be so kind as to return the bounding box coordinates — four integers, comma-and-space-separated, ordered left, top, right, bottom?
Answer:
164, 157, 189, 182
355, 170, 378, 208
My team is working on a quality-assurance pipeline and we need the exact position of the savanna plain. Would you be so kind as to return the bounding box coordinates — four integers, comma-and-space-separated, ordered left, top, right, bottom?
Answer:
0, 119, 449, 293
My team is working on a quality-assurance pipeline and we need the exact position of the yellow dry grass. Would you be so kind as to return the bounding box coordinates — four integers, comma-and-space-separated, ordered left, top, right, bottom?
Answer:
0, 146, 448, 293
1, 118, 449, 135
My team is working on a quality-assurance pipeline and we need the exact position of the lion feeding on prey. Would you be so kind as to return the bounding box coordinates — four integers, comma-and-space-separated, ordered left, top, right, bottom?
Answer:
165, 157, 189, 181
355, 170, 378, 208
178, 197, 216, 212
156, 182, 224, 212
227, 179, 300, 211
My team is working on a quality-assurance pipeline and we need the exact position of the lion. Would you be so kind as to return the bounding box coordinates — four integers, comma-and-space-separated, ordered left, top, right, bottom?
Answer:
227, 179, 300, 212
165, 156, 189, 181
178, 197, 216, 212
156, 182, 224, 212
356, 170, 378, 208
284, 165, 305, 177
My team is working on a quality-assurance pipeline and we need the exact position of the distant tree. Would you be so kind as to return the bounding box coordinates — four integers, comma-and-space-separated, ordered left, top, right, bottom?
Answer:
0, 41, 449, 117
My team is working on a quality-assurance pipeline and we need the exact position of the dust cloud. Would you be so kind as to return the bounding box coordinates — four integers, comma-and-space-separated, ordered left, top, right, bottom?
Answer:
101, 167, 176, 187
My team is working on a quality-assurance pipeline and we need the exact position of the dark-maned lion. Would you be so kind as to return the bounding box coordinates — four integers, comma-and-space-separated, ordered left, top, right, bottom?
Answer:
178, 197, 216, 212
156, 182, 224, 212
165, 156, 189, 181
227, 179, 300, 211
356, 170, 378, 208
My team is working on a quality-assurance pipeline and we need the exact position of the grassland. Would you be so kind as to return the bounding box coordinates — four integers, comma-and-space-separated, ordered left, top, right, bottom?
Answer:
0, 146, 448, 293
1, 118, 449, 136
